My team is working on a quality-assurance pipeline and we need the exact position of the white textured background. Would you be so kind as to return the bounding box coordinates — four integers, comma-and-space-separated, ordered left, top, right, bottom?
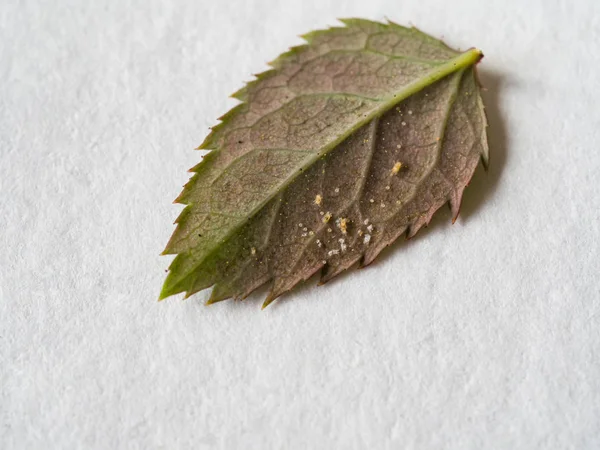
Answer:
1, 0, 599, 448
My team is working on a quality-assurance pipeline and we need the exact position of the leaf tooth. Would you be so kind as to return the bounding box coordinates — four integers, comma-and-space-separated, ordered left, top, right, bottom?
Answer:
262, 283, 289, 309
268, 45, 309, 68
478, 110, 490, 170
253, 68, 278, 81
187, 158, 209, 174
448, 189, 464, 223
409, 25, 460, 55
361, 226, 407, 267
216, 103, 246, 122
408, 25, 437, 39
299, 30, 318, 44
480, 152, 489, 171
172, 203, 192, 225
405, 224, 419, 240
299, 29, 328, 44
174, 151, 220, 205
337, 18, 387, 31
230, 86, 248, 101
161, 207, 200, 255
182, 271, 218, 300
228, 71, 278, 103
406, 211, 436, 239
228, 66, 280, 103
235, 273, 271, 302
263, 263, 324, 308
173, 176, 199, 204
197, 104, 248, 150
300, 26, 348, 44
161, 239, 181, 256
262, 280, 288, 308
385, 19, 412, 33
197, 125, 224, 150
173, 190, 188, 205
209, 264, 271, 305
318, 253, 360, 284
206, 283, 234, 305
261, 295, 276, 310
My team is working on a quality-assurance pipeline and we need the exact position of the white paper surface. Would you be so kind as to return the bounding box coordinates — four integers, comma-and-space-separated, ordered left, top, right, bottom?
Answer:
1, 0, 599, 448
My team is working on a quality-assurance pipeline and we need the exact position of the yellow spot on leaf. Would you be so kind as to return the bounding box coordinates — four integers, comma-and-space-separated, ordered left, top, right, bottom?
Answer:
339, 218, 348, 234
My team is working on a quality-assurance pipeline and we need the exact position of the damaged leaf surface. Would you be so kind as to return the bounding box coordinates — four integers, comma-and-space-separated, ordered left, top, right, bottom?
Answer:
160, 19, 489, 307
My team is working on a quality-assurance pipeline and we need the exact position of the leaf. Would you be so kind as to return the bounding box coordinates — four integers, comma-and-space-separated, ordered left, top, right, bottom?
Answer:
160, 19, 489, 308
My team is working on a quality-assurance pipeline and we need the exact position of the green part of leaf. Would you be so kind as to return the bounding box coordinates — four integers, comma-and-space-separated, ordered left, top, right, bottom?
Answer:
160, 19, 488, 306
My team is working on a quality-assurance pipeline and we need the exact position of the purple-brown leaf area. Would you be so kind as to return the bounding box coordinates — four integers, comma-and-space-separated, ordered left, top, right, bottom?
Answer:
160, 19, 488, 307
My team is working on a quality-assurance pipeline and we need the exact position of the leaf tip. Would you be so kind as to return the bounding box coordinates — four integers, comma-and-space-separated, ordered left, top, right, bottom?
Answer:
158, 267, 187, 301
158, 287, 171, 302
